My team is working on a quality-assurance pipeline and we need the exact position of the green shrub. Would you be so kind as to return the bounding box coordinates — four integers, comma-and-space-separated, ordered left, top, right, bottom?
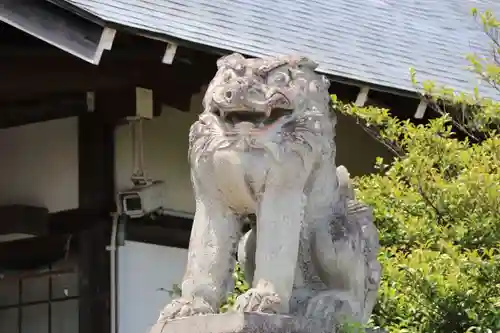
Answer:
335, 8, 500, 332
220, 263, 249, 313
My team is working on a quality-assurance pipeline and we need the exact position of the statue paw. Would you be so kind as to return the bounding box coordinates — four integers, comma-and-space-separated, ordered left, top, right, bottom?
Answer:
157, 297, 215, 322
233, 288, 282, 313
305, 291, 362, 326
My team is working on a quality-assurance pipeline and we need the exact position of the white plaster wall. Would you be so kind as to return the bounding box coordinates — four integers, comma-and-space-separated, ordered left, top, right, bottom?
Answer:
0, 117, 79, 213
114, 93, 391, 214
117, 241, 188, 333
114, 94, 201, 213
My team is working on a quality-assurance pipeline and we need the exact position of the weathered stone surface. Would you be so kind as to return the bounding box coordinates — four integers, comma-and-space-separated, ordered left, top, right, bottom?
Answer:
151, 53, 382, 333
151, 313, 310, 333
150, 313, 385, 333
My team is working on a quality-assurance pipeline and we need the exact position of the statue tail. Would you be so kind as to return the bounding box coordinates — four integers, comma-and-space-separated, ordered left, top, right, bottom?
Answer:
336, 165, 355, 201
336, 165, 382, 322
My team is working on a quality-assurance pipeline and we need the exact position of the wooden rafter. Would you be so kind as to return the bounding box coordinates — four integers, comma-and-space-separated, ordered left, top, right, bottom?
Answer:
0, 0, 114, 64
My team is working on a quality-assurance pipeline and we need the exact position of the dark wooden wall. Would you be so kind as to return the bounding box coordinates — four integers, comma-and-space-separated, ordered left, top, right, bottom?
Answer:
0, 25, 218, 128
0, 25, 220, 333
76, 91, 118, 333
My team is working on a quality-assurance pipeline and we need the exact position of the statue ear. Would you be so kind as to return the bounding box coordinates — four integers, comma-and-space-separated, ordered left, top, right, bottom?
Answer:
336, 165, 355, 200
321, 75, 331, 90
276, 54, 318, 70
216, 53, 246, 69
295, 56, 318, 70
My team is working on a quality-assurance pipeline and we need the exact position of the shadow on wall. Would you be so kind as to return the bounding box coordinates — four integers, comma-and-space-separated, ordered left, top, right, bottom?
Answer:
335, 112, 393, 176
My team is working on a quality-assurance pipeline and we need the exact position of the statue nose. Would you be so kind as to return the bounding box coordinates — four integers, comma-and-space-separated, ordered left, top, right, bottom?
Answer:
234, 122, 255, 134
214, 85, 245, 105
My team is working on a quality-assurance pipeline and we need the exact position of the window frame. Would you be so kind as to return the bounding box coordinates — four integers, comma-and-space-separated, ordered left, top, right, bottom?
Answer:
0, 261, 79, 333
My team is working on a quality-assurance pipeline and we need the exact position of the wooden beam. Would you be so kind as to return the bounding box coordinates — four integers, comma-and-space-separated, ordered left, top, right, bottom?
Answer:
125, 214, 193, 249
0, 0, 108, 64
0, 233, 74, 271
0, 205, 49, 236
77, 90, 117, 333
0, 93, 89, 129
78, 92, 117, 212
0, 58, 211, 111
0, 64, 120, 98
0, 39, 218, 71
49, 208, 107, 235
0, 266, 76, 283
0, 92, 188, 134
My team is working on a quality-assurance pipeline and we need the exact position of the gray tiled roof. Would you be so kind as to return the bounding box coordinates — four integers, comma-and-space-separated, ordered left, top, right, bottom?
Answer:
59, 0, 500, 99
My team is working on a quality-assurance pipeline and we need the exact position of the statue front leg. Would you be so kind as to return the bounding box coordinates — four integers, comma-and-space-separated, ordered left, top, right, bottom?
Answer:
158, 177, 240, 321
235, 158, 307, 314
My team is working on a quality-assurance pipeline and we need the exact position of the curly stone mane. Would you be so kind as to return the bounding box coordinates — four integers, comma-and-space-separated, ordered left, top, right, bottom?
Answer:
189, 53, 336, 169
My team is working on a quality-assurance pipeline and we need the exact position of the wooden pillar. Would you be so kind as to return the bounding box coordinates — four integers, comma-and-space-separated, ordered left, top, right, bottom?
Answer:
77, 90, 120, 333
78, 222, 111, 333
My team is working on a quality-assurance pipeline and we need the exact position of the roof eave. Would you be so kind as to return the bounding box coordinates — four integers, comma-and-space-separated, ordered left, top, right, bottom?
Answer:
0, 0, 115, 65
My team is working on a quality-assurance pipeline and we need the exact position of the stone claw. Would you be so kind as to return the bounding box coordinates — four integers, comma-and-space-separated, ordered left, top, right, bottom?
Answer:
157, 297, 215, 322
233, 288, 282, 314
305, 291, 363, 329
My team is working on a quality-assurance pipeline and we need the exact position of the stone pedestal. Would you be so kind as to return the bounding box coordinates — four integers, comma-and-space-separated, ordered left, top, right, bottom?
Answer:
149, 313, 312, 333
148, 312, 384, 333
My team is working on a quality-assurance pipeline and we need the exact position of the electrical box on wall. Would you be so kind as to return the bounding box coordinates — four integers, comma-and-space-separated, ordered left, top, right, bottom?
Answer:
117, 181, 166, 219
135, 87, 154, 119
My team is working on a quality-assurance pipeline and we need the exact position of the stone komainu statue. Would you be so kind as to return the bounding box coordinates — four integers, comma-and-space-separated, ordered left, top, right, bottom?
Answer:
157, 53, 381, 330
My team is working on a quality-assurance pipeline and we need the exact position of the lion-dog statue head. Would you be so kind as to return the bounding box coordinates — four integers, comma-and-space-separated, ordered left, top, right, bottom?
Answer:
189, 53, 336, 169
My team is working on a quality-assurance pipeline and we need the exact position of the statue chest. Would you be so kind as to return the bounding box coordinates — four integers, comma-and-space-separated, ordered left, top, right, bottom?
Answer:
211, 149, 272, 214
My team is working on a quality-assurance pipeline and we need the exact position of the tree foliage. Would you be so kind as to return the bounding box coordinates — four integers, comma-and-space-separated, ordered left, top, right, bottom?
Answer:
220, 263, 249, 313
334, 8, 500, 332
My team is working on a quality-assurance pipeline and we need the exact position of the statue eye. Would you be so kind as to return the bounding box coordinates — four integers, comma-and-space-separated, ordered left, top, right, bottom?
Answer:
270, 71, 290, 85
223, 72, 232, 82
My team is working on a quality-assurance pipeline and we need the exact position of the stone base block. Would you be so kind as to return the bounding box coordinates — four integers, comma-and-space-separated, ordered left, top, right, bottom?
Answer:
148, 312, 385, 333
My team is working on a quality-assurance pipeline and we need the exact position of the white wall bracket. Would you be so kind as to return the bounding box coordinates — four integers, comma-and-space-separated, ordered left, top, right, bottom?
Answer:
354, 86, 370, 107
414, 99, 428, 119
135, 87, 154, 119
86, 91, 95, 112
162, 43, 178, 64
93, 27, 116, 64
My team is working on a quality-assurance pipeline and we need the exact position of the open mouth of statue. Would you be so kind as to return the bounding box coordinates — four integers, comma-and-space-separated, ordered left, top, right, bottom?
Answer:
215, 108, 293, 127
